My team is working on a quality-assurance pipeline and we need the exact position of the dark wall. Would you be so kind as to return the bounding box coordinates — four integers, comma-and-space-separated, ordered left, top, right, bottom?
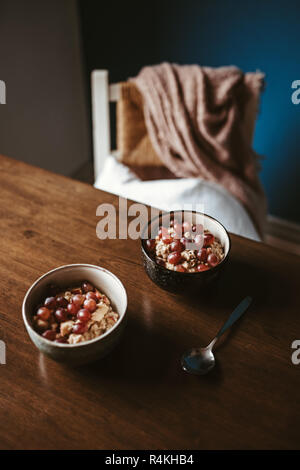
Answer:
0, 0, 90, 176
79, 0, 160, 82
79, 0, 300, 224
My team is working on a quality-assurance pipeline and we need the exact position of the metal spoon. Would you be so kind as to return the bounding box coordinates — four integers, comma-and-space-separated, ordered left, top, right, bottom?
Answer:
181, 296, 252, 375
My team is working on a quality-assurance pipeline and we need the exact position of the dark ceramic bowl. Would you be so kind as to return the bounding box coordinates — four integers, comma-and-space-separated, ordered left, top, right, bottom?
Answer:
22, 264, 127, 364
141, 210, 231, 293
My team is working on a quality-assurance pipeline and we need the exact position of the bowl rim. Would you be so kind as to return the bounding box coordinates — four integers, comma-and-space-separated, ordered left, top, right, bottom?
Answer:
22, 263, 128, 348
141, 210, 231, 276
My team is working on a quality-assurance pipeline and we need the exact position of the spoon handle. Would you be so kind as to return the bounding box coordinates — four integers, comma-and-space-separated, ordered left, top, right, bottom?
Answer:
216, 296, 252, 339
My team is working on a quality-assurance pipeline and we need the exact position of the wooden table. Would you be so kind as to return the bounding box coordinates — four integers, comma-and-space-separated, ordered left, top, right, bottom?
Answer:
0, 154, 299, 450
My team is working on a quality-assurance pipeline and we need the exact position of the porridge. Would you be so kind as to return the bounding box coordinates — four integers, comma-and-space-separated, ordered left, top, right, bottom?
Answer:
145, 219, 225, 273
33, 281, 119, 344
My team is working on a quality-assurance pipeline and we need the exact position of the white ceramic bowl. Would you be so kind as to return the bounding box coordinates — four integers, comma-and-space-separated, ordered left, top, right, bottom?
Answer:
22, 264, 128, 364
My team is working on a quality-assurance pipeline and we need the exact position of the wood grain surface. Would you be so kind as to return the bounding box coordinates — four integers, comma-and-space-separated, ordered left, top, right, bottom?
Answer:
0, 154, 299, 450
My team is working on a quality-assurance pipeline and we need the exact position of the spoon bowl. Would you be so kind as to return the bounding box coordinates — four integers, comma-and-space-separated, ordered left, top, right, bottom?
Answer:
181, 296, 252, 375
181, 347, 215, 375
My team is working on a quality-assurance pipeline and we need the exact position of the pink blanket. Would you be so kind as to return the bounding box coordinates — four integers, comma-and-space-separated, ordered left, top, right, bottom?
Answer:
133, 63, 267, 236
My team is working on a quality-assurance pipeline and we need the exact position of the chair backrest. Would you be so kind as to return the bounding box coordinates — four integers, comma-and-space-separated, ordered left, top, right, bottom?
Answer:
91, 70, 120, 180
91, 69, 261, 182
91, 70, 166, 182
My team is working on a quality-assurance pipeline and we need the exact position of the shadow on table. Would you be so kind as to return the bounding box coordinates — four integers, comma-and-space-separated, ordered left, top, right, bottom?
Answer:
185, 255, 292, 317
70, 256, 292, 386
174, 255, 294, 351
76, 314, 183, 383
73, 312, 225, 387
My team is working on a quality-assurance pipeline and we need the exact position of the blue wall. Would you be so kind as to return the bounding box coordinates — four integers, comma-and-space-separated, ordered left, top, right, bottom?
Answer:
155, 0, 300, 223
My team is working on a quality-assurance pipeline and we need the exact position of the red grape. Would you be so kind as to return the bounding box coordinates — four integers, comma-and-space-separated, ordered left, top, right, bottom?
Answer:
42, 330, 56, 341
207, 253, 219, 267
73, 322, 88, 335
86, 291, 98, 302
67, 302, 79, 316
83, 299, 97, 313
162, 234, 172, 244
192, 223, 203, 233
146, 239, 156, 252
37, 307, 51, 321
175, 264, 186, 272
197, 248, 208, 263
56, 296, 68, 308
72, 294, 85, 307
77, 309, 91, 323
44, 296, 56, 310
170, 240, 185, 252
204, 233, 215, 247
82, 281, 94, 293
173, 222, 183, 237
194, 234, 204, 248
197, 264, 210, 272
182, 221, 192, 232
167, 251, 182, 265
54, 308, 68, 323
94, 290, 102, 301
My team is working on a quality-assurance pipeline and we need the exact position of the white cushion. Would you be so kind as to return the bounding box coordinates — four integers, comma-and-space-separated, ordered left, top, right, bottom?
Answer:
94, 155, 260, 241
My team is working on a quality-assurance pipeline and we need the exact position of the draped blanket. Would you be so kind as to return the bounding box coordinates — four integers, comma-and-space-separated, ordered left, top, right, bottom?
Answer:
132, 63, 266, 235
